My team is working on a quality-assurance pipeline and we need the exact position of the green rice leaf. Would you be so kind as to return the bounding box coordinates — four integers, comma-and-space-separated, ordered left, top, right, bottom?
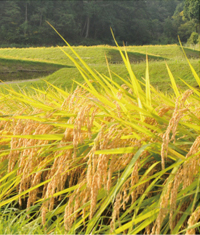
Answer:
115, 208, 159, 233
166, 63, 180, 98
145, 54, 151, 107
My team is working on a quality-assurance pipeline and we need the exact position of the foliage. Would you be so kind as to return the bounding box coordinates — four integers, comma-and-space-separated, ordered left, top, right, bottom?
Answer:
187, 32, 200, 45
0, 27, 200, 234
0, 0, 188, 46
177, 21, 196, 42
1, 0, 199, 47
183, 0, 200, 23
183, 0, 200, 43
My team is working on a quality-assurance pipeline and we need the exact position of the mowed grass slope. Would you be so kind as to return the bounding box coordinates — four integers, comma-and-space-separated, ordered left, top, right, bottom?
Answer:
2, 60, 199, 94
0, 46, 109, 65
127, 44, 200, 59
0, 46, 167, 66
0, 44, 199, 93
0, 44, 198, 63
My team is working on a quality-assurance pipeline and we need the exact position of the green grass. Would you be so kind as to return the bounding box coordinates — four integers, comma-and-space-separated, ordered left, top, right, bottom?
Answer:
0, 203, 65, 234
0, 46, 167, 66
127, 44, 200, 59
0, 46, 111, 65
0, 44, 199, 93
2, 59, 199, 94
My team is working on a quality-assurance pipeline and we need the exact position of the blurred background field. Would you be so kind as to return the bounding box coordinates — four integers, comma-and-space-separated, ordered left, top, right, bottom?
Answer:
0, 44, 199, 93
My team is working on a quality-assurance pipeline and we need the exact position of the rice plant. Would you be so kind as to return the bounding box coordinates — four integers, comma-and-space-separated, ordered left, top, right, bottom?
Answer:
0, 25, 200, 234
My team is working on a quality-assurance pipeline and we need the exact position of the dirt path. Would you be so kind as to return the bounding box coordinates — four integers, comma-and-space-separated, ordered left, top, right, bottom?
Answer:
0, 78, 41, 85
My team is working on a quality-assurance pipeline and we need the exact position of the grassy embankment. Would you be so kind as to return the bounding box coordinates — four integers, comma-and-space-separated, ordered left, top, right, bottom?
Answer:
0, 57, 70, 82
0, 31, 200, 234
0, 44, 199, 93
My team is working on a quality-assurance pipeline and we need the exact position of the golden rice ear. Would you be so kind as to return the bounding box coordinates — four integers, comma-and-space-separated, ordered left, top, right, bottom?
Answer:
0, 23, 200, 235
161, 90, 192, 170
186, 206, 200, 235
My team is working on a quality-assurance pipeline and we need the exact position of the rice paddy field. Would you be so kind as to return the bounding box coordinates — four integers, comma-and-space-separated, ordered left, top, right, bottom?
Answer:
0, 43, 199, 92
0, 36, 200, 234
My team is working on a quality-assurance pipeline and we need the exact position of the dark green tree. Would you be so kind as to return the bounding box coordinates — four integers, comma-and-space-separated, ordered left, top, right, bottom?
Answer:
0, 0, 187, 46
184, 0, 200, 32
0, 1, 23, 43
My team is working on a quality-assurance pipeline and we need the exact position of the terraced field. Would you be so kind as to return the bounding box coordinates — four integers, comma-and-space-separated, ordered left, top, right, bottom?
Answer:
0, 44, 199, 92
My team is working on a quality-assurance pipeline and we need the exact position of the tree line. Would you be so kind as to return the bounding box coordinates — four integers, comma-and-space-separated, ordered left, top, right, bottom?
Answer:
0, 0, 199, 47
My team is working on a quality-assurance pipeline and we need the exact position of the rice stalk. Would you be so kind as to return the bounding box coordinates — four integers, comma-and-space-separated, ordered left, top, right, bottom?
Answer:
0, 29, 199, 234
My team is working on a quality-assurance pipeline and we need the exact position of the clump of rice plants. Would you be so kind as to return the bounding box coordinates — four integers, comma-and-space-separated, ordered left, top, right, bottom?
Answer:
0, 26, 200, 234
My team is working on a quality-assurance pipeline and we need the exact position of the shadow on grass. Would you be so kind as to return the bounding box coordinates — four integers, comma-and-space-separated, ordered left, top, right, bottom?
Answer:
0, 57, 74, 82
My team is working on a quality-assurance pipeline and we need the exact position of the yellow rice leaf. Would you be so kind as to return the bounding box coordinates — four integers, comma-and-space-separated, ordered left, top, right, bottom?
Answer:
13, 115, 47, 122
0, 178, 52, 208
59, 48, 100, 95
0, 152, 10, 158
12, 96, 54, 111
130, 213, 158, 235
179, 77, 200, 96
52, 183, 83, 198
0, 170, 17, 184
36, 184, 82, 203
94, 70, 117, 97
44, 80, 70, 97
115, 208, 159, 233
43, 122, 76, 129
168, 147, 185, 160
47, 21, 110, 100
121, 120, 154, 137
105, 53, 113, 80
0, 143, 58, 153
150, 83, 174, 106
179, 223, 200, 235
52, 112, 76, 117
145, 54, 151, 107
178, 36, 200, 87
55, 145, 74, 151
95, 147, 136, 155
166, 63, 180, 98
111, 71, 132, 88
3, 134, 64, 140
110, 29, 144, 114
121, 134, 141, 140
180, 122, 200, 131
74, 77, 116, 109
0, 117, 9, 121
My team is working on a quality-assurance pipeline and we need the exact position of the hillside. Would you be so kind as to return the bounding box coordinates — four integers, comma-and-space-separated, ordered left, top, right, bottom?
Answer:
0, 44, 199, 93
